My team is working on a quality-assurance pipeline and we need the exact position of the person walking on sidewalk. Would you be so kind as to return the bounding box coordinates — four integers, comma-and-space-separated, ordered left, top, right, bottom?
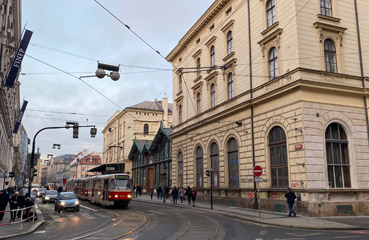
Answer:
164, 186, 170, 199
179, 187, 185, 203
157, 185, 163, 199
0, 189, 9, 221
285, 188, 297, 217
185, 186, 192, 205
191, 188, 197, 207
171, 186, 178, 204
9, 192, 19, 222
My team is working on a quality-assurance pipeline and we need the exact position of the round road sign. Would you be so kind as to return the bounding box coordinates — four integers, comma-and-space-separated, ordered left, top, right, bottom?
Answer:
253, 165, 262, 177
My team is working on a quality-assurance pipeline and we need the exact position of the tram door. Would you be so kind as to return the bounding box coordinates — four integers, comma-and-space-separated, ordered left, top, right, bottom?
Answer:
147, 168, 154, 192
103, 179, 109, 200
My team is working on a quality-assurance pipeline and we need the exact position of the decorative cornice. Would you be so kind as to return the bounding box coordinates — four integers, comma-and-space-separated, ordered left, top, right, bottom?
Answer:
191, 81, 204, 91
313, 21, 347, 33
204, 71, 218, 82
221, 19, 235, 32
260, 22, 279, 36
192, 49, 202, 58
205, 36, 217, 47
193, 75, 202, 83
174, 95, 184, 103
317, 14, 341, 23
222, 51, 235, 62
258, 28, 283, 46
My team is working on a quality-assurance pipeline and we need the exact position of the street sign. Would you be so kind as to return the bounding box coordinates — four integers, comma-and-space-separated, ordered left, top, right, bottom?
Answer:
253, 165, 262, 177
255, 176, 262, 182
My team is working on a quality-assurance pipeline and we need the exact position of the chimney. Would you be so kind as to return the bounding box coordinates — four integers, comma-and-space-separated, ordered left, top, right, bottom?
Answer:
162, 94, 168, 128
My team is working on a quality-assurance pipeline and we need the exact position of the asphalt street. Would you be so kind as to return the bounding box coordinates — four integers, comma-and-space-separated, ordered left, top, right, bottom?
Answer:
8, 198, 369, 240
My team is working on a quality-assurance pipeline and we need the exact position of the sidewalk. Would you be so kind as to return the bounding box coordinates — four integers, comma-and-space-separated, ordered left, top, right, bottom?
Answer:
132, 194, 365, 230
0, 204, 45, 239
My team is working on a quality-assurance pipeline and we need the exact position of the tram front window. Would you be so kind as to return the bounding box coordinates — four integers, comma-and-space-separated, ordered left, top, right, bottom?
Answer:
110, 179, 131, 190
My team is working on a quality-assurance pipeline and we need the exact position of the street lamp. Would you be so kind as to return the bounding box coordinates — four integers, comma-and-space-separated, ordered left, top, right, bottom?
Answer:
52, 144, 61, 149
80, 62, 120, 81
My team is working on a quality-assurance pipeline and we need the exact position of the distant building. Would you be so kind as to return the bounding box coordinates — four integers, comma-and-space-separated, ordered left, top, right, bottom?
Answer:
102, 97, 173, 176
70, 153, 102, 179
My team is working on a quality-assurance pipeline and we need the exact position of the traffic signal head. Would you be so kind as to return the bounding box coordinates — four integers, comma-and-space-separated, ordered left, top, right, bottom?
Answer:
73, 124, 79, 138
31, 168, 37, 178
90, 127, 97, 138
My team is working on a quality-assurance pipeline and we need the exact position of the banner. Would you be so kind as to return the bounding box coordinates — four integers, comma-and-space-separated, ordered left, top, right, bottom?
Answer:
5, 29, 33, 88
13, 100, 28, 134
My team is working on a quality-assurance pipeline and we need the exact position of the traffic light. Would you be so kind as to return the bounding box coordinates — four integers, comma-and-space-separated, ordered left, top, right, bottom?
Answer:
31, 168, 37, 180
205, 170, 210, 176
90, 127, 97, 138
73, 123, 79, 138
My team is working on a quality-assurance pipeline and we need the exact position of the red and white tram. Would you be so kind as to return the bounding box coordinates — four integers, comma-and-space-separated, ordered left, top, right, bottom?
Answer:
70, 173, 133, 208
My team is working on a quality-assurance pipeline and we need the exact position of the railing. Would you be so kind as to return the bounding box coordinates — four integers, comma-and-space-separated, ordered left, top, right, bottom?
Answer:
0, 206, 36, 226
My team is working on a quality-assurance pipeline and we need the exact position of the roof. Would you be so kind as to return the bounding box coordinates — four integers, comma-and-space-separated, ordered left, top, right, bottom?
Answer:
127, 101, 173, 113
149, 126, 172, 152
54, 154, 75, 164
128, 140, 152, 159
79, 154, 102, 165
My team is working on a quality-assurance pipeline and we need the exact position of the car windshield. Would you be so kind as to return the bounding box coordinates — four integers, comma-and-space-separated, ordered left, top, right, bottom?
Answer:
110, 179, 131, 190
39, 188, 46, 192
60, 193, 77, 200
46, 190, 58, 195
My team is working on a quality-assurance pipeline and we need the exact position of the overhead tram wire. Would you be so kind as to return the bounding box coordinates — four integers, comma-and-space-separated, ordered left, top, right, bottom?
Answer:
27, 109, 111, 117
25, 54, 123, 110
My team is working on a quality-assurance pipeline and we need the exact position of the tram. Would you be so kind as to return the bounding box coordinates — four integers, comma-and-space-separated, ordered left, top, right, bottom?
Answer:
70, 173, 133, 208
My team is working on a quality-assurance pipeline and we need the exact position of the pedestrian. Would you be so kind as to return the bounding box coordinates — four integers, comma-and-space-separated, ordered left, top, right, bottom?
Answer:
132, 185, 136, 198
150, 188, 154, 200
164, 185, 170, 199
17, 191, 26, 218
157, 185, 163, 199
0, 189, 9, 221
138, 184, 142, 196
191, 188, 197, 207
9, 192, 19, 222
135, 185, 139, 198
285, 188, 297, 217
171, 186, 178, 204
57, 186, 63, 193
179, 187, 185, 203
24, 197, 36, 222
185, 186, 192, 205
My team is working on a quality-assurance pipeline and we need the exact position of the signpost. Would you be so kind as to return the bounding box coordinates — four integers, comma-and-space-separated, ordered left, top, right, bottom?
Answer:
253, 165, 262, 218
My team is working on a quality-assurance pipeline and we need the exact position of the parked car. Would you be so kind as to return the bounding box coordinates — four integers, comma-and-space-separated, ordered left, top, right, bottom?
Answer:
55, 192, 80, 213
42, 190, 58, 203
37, 188, 47, 198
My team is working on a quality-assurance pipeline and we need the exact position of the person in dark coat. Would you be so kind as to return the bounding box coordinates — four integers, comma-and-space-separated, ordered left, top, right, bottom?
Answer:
157, 185, 163, 199
285, 188, 297, 217
185, 186, 192, 205
17, 191, 26, 218
191, 188, 197, 207
9, 192, 19, 221
24, 197, 36, 222
0, 189, 9, 221
171, 186, 179, 204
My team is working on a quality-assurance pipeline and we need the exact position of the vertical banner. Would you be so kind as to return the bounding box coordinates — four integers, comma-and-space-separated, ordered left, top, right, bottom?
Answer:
13, 100, 28, 134
5, 29, 33, 88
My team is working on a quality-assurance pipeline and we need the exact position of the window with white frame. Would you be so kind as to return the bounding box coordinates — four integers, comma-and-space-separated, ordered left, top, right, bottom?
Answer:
196, 147, 203, 188
324, 39, 337, 73
320, 0, 332, 17
197, 92, 201, 114
266, 0, 276, 27
227, 72, 234, 99
178, 105, 182, 124
227, 31, 233, 55
179, 74, 182, 92
211, 83, 216, 108
197, 58, 201, 77
269, 47, 278, 80
210, 46, 215, 67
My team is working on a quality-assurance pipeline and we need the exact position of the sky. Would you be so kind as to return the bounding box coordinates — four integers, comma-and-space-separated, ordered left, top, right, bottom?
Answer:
20, 0, 215, 159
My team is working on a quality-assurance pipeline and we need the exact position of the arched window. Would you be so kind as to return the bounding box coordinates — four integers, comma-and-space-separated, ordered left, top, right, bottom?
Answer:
326, 123, 350, 188
144, 124, 149, 135
178, 152, 183, 188
211, 83, 216, 108
227, 138, 239, 188
320, 0, 332, 16
179, 74, 182, 92
210, 142, 219, 188
197, 58, 201, 77
228, 72, 234, 99
227, 31, 233, 55
324, 39, 337, 73
210, 45, 215, 67
178, 105, 182, 124
269, 47, 278, 80
197, 92, 201, 114
196, 147, 203, 188
269, 126, 288, 188
267, 0, 276, 27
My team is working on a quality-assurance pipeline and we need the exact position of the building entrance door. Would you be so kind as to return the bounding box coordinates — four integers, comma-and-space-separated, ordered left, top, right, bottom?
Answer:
147, 168, 154, 192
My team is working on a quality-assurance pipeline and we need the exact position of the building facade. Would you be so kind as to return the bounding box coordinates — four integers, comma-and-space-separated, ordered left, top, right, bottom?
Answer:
69, 153, 102, 179
129, 126, 172, 193
0, 0, 22, 189
102, 97, 173, 176
166, 0, 369, 216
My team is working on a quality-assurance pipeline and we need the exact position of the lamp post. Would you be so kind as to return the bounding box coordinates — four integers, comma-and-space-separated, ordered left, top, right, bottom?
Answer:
80, 62, 120, 81
52, 144, 61, 149
28, 123, 97, 194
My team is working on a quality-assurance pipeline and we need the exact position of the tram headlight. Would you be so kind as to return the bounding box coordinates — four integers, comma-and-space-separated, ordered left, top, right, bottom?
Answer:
128, 194, 132, 198
60, 201, 66, 206
115, 194, 118, 198
45, 196, 50, 200
75, 200, 80, 205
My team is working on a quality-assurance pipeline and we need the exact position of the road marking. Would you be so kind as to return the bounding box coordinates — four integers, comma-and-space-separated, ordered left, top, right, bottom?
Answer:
80, 213, 96, 220
148, 210, 165, 215
255, 238, 263, 240
33, 231, 46, 234
287, 233, 323, 237
260, 230, 267, 235
334, 236, 362, 239
80, 204, 98, 212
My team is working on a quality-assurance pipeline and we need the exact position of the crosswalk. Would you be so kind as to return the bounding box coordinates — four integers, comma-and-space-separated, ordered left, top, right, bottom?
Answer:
48, 210, 107, 223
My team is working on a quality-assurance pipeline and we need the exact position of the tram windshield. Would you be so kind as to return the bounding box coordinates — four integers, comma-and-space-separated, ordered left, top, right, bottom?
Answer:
110, 179, 131, 190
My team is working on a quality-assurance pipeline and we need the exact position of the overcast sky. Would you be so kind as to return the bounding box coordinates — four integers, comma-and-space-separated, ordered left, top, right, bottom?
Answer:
20, 0, 214, 159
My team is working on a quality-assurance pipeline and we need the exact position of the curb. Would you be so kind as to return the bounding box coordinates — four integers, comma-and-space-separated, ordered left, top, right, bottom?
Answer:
0, 203, 45, 239
132, 198, 363, 231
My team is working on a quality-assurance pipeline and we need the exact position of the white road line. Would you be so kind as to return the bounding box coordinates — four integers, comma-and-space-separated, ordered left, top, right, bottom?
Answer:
334, 236, 362, 239
33, 231, 46, 234
80, 213, 96, 220
287, 233, 324, 237
80, 204, 98, 212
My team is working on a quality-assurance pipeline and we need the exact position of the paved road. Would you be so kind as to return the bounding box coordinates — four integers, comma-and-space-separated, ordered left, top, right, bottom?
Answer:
10, 199, 369, 240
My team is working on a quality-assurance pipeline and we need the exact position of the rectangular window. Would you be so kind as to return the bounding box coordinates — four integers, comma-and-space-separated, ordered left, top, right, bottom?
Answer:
209, 24, 215, 31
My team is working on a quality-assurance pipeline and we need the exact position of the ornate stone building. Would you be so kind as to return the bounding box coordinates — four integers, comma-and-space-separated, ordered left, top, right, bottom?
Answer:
166, 0, 369, 216
0, 0, 22, 189
102, 97, 173, 176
